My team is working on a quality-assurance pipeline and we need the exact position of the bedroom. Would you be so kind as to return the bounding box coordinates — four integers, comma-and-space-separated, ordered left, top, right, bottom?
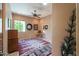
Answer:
0, 3, 77, 56
2, 3, 53, 56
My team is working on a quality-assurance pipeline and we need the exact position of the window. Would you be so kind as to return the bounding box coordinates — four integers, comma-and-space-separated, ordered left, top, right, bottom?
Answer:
0, 18, 2, 33
6, 18, 12, 30
14, 20, 26, 32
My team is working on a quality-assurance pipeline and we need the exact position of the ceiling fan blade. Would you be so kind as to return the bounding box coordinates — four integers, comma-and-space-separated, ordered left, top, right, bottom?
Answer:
31, 10, 41, 18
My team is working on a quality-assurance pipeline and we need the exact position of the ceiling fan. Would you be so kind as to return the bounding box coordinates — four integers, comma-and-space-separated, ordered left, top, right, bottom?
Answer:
32, 10, 41, 19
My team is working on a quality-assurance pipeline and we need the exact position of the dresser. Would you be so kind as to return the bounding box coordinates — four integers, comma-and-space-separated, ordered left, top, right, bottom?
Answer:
8, 30, 18, 53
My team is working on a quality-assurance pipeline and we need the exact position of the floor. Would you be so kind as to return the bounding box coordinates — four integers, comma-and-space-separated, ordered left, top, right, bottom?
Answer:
8, 51, 19, 56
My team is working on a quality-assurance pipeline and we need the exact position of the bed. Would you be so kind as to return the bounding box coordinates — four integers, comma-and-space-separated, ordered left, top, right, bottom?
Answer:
18, 38, 52, 56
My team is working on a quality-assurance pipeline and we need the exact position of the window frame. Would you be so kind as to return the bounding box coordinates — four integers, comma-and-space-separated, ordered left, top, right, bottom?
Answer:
14, 20, 26, 32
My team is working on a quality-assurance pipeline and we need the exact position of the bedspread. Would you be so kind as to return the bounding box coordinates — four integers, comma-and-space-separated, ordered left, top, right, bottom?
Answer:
18, 38, 52, 56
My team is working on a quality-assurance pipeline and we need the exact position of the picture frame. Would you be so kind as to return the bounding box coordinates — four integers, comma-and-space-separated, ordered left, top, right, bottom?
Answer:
26, 23, 32, 30
33, 24, 38, 30
43, 25, 48, 30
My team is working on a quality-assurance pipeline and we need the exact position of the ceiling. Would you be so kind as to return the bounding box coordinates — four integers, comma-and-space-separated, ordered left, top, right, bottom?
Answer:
10, 3, 52, 18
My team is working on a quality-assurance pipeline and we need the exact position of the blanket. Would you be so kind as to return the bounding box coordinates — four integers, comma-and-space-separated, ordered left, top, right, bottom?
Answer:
18, 38, 52, 56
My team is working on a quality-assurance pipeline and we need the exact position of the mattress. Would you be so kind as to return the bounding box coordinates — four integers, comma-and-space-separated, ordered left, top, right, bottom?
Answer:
18, 38, 52, 56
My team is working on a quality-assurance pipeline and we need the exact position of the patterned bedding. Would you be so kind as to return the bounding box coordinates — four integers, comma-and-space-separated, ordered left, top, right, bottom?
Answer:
18, 38, 52, 56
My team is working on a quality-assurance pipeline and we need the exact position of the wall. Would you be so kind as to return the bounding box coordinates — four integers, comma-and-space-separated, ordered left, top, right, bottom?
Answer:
40, 15, 53, 43
52, 3, 76, 55
12, 13, 39, 39
76, 3, 79, 56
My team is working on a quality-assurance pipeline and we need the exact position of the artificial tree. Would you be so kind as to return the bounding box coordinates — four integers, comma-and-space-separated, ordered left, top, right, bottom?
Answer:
61, 10, 76, 56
